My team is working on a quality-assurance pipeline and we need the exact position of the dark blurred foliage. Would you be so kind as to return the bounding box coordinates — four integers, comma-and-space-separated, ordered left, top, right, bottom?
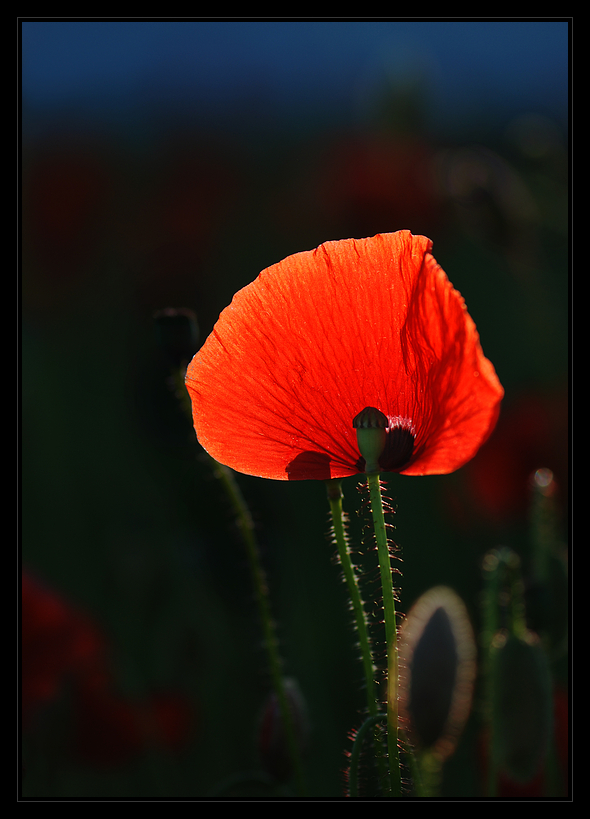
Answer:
21, 68, 569, 798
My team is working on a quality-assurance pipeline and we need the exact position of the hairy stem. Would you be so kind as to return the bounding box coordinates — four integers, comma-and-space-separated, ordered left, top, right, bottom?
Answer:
209, 458, 307, 797
367, 472, 402, 797
326, 479, 388, 795
173, 365, 306, 794
348, 715, 387, 797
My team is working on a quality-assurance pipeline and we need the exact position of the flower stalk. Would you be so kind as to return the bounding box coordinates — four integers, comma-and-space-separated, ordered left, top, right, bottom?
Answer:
348, 714, 388, 797
367, 472, 402, 796
165, 354, 306, 795
326, 479, 388, 795
210, 458, 307, 796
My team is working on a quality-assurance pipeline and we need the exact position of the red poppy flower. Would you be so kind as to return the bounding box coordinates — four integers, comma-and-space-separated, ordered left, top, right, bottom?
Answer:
185, 231, 503, 481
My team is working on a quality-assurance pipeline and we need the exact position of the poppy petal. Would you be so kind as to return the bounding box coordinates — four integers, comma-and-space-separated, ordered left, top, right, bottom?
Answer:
186, 231, 503, 480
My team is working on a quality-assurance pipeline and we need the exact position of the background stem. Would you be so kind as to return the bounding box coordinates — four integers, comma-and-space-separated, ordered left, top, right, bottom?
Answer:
172, 365, 306, 795
208, 457, 307, 797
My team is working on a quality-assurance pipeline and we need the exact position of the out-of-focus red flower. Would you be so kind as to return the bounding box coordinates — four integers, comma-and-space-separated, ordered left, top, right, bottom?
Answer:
552, 685, 569, 791
21, 572, 105, 727
147, 691, 195, 751
71, 684, 146, 767
72, 684, 194, 767
462, 388, 568, 524
22, 143, 115, 327
22, 572, 195, 766
23, 146, 113, 278
313, 135, 443, 239
186, 231, 503, 481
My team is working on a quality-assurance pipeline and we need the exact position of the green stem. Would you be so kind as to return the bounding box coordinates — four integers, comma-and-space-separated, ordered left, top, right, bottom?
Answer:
415, 749, 443, 797
173, 366, 306, 795
482, 548, 523, 798
367, 472, 402, 797
326, 480, 377, 716
348, 715, 387, 797
209, 458, 306, 797
400, 731, 425, 797
482, 551, 501, 798
326, 479, 389, 795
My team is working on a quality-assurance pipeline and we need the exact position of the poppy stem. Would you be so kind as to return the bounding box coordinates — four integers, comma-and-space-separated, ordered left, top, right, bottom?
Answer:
168, 362, 307, 795
326, 479, 389, 795
348, 714, 387, 797
209, 458, 307, 797
366, 472, 402, 797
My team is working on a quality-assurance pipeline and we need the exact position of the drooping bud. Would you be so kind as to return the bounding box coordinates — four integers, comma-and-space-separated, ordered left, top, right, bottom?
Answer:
154, 308, 199, 369
257, 678, 309, 783
352, 406, 388, 474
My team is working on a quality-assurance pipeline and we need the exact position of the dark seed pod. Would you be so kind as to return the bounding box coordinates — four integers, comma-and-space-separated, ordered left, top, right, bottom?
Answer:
398, 586, 477, 762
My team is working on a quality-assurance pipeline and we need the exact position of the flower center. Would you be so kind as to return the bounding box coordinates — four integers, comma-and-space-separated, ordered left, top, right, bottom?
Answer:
353, 407, 415, 474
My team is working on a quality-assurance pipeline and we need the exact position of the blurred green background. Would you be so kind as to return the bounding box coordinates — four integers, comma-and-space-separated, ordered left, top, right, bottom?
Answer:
21, 21, 569, 798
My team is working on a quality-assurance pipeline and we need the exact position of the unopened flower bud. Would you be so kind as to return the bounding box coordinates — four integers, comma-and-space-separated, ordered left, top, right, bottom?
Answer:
154, 308, 199, 369
398, 586, 477, 762
491, 631, 552, 782
257, 678, 309, 783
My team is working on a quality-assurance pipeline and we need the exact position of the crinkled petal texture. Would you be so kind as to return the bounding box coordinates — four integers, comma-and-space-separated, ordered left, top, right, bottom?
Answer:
186, 231, 503, 480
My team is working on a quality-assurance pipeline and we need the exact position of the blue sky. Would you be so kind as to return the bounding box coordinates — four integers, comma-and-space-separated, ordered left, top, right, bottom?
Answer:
21, 20, 569, 132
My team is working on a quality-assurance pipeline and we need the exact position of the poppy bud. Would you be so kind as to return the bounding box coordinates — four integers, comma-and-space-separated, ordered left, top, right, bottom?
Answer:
491, 631, 552, 783
154, 308, 199, 369
525, 468, 568, 656
353, 406, 388, 474
398, 586, 477, 762
257, 678, 309, 783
